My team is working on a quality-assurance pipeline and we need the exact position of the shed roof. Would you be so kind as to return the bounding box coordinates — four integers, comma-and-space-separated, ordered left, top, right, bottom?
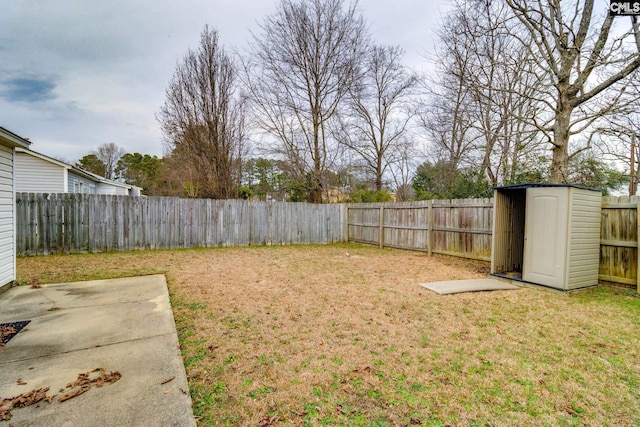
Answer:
493, 183, 601, 193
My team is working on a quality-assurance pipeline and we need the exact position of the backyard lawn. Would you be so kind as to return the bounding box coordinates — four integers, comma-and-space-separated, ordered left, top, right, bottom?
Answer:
16, 243, 640, 426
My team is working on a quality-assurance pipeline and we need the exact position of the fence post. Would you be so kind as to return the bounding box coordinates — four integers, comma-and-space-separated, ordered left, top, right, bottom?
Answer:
379, 205, 384, 249
344, 204, 349, 243
427, 200, 433, 256
637, 196, 640, 293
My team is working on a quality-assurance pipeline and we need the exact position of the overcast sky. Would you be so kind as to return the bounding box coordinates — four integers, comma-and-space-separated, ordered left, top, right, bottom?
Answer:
1, 0, 451, 163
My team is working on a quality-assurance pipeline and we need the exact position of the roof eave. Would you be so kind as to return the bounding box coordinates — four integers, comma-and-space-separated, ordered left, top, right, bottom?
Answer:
0, 127, 32, 149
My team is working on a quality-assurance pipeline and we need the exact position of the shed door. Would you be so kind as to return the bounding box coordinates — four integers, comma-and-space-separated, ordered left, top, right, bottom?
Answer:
523, 187, 568, 289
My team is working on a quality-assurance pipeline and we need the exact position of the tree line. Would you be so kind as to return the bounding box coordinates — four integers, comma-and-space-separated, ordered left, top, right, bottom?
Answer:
82, 0, 640, 200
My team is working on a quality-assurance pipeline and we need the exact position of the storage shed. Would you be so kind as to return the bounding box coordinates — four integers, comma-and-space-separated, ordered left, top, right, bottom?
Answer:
491, 184, 601, 290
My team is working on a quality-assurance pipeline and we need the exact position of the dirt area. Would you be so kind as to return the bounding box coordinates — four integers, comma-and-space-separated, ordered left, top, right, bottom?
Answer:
16, 243, 640, 426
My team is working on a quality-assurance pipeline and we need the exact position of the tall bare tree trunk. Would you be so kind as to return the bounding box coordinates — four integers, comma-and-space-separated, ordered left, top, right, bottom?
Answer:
550, 98, 573, 183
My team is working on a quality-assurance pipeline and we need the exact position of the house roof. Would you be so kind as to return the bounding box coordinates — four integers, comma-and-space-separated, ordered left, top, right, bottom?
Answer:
71, 166, 133, 189
0, 127, 32, 149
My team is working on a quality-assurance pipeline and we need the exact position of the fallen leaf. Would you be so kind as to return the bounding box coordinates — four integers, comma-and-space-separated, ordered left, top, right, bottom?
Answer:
59, 385, 90, 403
16, 378, 27, 385
58, 368, 121, 403
258, 414, 281, 426
160, 376, 175, 385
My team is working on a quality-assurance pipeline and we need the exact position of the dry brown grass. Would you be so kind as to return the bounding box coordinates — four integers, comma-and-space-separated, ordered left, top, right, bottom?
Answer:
16, 243, 640, 426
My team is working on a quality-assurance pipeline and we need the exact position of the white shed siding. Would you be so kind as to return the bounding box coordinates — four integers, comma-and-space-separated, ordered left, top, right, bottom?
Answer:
15, 152, 66, 193
0, 145, 15, 286
566, 188, 602, 289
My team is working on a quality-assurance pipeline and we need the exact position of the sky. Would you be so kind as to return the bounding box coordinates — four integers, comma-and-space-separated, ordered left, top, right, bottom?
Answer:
0, 0, 451, 164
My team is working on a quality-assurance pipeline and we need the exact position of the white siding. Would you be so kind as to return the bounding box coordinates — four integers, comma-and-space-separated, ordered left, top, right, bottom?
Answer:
68, 172, 97, 194
114, 185, 129, 196
0, 145, 14, 286
97, 183, 129, 195
96, 183, 117, 195
15, 152, 66, 193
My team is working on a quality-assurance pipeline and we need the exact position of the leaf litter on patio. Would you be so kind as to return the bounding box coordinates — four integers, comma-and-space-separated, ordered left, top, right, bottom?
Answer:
0, 368, 121, 421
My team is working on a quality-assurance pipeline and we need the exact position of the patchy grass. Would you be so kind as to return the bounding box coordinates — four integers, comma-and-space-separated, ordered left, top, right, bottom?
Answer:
17, 243, 640, 426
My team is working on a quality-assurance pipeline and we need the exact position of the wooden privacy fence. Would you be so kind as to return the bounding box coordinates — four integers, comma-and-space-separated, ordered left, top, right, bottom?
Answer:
599, 195, 639, 287
15, 193, 640, 288
16, 193, 346, 256
347, 199, 493, 262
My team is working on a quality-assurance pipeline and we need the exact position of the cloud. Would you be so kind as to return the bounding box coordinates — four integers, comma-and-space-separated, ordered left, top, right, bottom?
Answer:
0, 77, 57, 103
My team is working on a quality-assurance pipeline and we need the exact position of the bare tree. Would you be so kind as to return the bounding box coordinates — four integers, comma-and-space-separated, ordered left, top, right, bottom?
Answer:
338, 45, 417, 191
456, 0, 542, 185
593, 80, 640, 194
159, 26, 246, 199
94, 143, 125, 180
504, 0, 640, 183
244, 0, 368, 203
419, 13, 479, 187
425, 0, 544, 187
388, 136, 422, 201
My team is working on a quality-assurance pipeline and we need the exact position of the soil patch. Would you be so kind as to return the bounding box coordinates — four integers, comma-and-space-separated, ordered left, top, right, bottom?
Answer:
0, 321, 30, 346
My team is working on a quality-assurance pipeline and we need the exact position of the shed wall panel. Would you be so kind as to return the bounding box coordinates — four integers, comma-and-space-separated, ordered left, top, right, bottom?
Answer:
491, 191, 509, 273
566, 189, 602, 289
491, 190, 525, 274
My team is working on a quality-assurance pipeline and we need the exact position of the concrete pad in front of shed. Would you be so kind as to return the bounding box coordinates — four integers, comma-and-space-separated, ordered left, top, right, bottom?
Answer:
419, 278, 520, 295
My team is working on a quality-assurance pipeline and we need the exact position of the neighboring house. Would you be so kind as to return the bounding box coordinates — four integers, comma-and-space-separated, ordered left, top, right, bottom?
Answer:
0, 127, 31, 290
14, 147, 142, 196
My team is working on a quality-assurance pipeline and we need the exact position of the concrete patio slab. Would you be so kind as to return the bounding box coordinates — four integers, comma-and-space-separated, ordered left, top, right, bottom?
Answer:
418, 278, 520, 295
0, 275, 195, 427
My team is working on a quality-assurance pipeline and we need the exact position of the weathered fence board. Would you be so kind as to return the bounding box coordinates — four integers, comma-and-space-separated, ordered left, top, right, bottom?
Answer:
599, 196, 638, 287
16, 194, 347, 256
347, 199, 493, 261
